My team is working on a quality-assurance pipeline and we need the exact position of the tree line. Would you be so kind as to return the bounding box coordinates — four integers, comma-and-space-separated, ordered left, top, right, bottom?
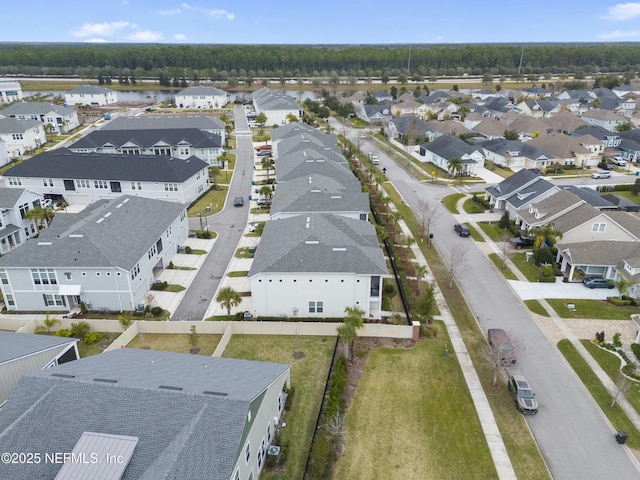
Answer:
0, 43, 639, 81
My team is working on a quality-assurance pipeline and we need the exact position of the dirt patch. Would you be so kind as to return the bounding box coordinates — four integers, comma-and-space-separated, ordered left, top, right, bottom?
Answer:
292, 351, 305, 359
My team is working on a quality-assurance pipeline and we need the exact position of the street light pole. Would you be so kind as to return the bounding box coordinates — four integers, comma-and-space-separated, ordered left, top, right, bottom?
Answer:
427, 218, 431, 248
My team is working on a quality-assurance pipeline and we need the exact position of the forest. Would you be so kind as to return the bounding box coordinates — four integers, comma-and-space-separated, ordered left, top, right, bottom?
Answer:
0, 43, 639, 81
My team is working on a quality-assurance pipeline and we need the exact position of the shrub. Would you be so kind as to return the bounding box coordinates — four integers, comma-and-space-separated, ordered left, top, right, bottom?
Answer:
83, 332, 102, 345
150, 306, 163, 316
284, 385, 295, 411
185, 246, 192, 254
632, 343, 640, 362
168, 261, 175, 269
607, 297, 632, 306
55, 328, 72, 337
533, 247, 554, 266
198, 230, 212, 239
498, 211, 511, 230
70, 321, 90, 338
613, 332, 622, 347
80, 302, 88, 314
151, 281, 168, 291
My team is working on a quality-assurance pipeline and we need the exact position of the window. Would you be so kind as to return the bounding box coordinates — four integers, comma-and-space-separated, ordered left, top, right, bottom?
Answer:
8, 177, 22, 186
309, 301, 323, 313
94, 180, 108, 189
257, 438, 266, 469
267, 424, 272, 443
131, 263, 140, 280
148, 243, 157, 259
245, 443, 251, 463
31, 268, 57, 285
5, 294, 15, 307
19, 203, 29, 219
592, 223, 606, 233
164, 183, 179, 192
77, 179, 90, 188
65, 272, 72, 280
43, 294, 65, 307
232, 470, 240, 480
131, 181, 142, 190
0, 270, 7, 285
42, 178, 54, 187
11, 133, 23, 140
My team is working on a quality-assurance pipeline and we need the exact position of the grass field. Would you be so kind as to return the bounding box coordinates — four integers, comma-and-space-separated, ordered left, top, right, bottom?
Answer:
488, 253, 518, 280
77, 332, 120, 357
334, 335, 496, 480
187, 186, 228, 218
222, 335, 336, 480
510, 253, 539, 282
524, 300, 549, 317
546, 299, 638, 320
443, 193, 465, 214
127, 333, 221, 355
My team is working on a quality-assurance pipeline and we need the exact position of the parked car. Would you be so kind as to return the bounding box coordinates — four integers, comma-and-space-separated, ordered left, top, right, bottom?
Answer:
233, 196, 244, 207
508, 375, 538, 414
597, 162, 614, 171
454, 223, 471, 237
255, 145, 271, 151
528, 168, 542, 176
509, 236, 535, 249
591, 170, 612, 179
583, 277, 614, 289
256, 150, 272, 157
371, 155, 380, 165
256, 196, 272, 207
488, 328, 517, 365
611, 156, 627, 166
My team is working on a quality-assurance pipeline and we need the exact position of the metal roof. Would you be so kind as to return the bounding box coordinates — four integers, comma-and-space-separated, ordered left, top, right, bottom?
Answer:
0, 331, 78, 365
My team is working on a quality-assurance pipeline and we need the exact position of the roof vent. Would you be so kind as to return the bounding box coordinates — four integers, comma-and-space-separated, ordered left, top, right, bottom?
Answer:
69, 234, 84, 238
37, 241, 53, 246
51, 373, 75, 379
96, 218, 105, 224
203, 391, 228, 397
93, 378, 117, 383
305, 240, 319, 245
332, 247, 347, 252
158, 385, 183, 391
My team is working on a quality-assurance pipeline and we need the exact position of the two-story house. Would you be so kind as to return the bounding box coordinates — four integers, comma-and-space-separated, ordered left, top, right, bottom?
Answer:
0, 188, 43, 255
0, 102, 80, 134
252, 87, 302, 126
64, 85, 117, 106
175, 85, 230, 109
0, 117, 46, 158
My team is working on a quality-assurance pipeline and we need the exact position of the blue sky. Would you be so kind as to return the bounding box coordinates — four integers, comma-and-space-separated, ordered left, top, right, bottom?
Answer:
4, 1, 640, 44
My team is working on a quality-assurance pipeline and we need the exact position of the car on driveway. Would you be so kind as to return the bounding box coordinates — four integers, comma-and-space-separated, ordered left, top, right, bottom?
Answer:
233, 196, 244, 207
508, 375, 538, 414
583, 277, 614, 289
509, 236, 535, 249
611, 156, 627, 166
454, 224, 471, 237
591, 170, 612, 179
597, 162, 613, 171
528, 168, 542, 176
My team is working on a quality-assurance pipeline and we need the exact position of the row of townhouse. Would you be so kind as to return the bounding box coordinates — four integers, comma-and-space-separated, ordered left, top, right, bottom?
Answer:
248, 122, 388, 320
252, 87, 303, 126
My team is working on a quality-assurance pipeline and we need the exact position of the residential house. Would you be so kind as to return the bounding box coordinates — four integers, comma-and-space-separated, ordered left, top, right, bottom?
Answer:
371, 90, 393, 103
481, 96, 518, 115
617, 129, 640, 164
0, 331, 78, 405
557, 89, 596, 102
469, 117, 508, 140
572, 133, 606, 158
485, 169, 560, 217
175, 85, 229, 109
252, 87, 303, 126
559, 185, 618, 210
102, 115, 227, 146
248, 213, 388, 319
64, 85, 117, 106
274, 147, 354, 186
613, 85, 640, 97
2, 148, 209, 206
0, 79, 23, 103
418, 90, 452, 105
68, 128, 223, 166
581, 109, 628, 132
418, 134, 485, 175
0, 188, 43, 255
341, 91, 367, 109
520, 86, 551, 98
472, 89, 496, 101
0, 117, 46, 158
424, 120, 473, 141
390, 96, 424, 117
542, 110, 588, 134
480, 138, 556, 171
516, 99, 559, 118
357, 104, 392, 125
499, 115, 550, 141
0, 195, 188, 312
516, 189, 596, 231
527, 133, 596, 168
0, 102, 80, 134
0, 139, 8, 166
0, 348, 290, 480
385, 115, 430, 144
571, 125, 622, 148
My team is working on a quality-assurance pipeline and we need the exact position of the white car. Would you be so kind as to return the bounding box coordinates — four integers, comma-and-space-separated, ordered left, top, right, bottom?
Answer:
591, 170, 612, 179
611, 156, 627, 166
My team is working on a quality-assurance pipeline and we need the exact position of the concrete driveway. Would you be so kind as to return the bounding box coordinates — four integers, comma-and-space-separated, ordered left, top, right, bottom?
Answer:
509, 280, 618, 300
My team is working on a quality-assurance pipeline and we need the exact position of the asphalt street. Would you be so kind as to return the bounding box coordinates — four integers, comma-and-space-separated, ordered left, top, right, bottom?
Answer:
330, 117, 640, 480
171, 105, 253, 321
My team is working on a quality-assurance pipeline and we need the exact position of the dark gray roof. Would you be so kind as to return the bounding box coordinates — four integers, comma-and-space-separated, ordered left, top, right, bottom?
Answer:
253, 87, 300, 111
101, 115, 224, 131
571, 125, 619, 140
421, 134, 481, 160
0, 331, 77, 365
275, 130, 341, 158
389, 115, 429, 135
559, 185, 618, 209
0, 196, 186, 270
479, 138, 526, 156
0, 188, 27, 208
0, 348, 289, 480
620, 129, 640, 143
363, 105, 391, 117
67, 85, 115, 95
69, 128, 222, 150
4, 148, 208, 183
275, 149, 355, 185
177, 85, 228, 97
0, 101, 75, 117
0, 117, 40, 133
270, 122, 336, 144
482, 96, 516, 113
248, 213, 387, 276
485, 169, 544, 199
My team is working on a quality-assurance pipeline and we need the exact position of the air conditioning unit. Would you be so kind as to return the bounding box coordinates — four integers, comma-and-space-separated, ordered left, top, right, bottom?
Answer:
136, 304, 145, 312
267, 446, 281, 462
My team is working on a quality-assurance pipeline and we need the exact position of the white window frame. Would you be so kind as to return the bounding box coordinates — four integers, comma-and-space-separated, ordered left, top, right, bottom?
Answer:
591, 223, 606, 233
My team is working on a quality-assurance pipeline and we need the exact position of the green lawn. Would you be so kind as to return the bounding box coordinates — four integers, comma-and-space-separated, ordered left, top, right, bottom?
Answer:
188, 186, 228, 218
557, 340, 640, 449
222, 335, 335, 480
127, 333, 221, 355
467, 223, 485, 242
510, 253, 539, 282
443, 193, 465, 214
334, 334, 497, 480
477, 221, 511, 243
463, 197, 485, 214
524, 300, 549, 317
488, 253, 518, 280
603, 192, 640, 205
546, 298, 638, 320
76, 332, 120, 357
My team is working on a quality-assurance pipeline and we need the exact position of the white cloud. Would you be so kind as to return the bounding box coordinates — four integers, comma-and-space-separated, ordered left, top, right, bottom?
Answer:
159, 8, 182, 15
85, 38, 109, 43
181, 2, 195, 10
173, 33, 188, 41
598, 29, 640, 39
208, 9, 234, 20
602, 3, 640, 21
71, 21, 131, 38
127, 30, 163, 42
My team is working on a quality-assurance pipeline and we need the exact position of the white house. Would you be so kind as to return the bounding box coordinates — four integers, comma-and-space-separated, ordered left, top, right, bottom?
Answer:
0, 117, 46, 158
0, 188, 43, 255
68, 128, 223, 166
0, 348, 291, 480
252, 87, 303, 126
0, 139, 9, 166
2, 148, 209, 206
418, 134, 485, 175
0, 79, 23, 104
0, 195, 188, 313
0, 102, 80, 134
581, 109, 628, 132
64, 85, 117, 106
249, 213, 388, 320
175, 85, 230, 109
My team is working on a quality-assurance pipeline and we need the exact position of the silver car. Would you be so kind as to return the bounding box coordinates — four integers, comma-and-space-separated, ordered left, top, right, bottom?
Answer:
508, 375, 538, 414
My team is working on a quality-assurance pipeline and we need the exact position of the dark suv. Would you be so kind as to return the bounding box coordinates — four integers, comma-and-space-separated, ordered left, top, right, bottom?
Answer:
597, 162, 614, 171
583, 277, 614, 289
454, 224, 471, 237
509, 236, 535, 249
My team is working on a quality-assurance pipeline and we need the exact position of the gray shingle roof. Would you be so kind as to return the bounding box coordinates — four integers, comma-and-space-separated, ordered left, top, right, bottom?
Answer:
177, 85, 228, 97
69, 128, 222, 150
0, 117, 40, 133
559, 186, 617, 209
0, 331, 77, 364
0, 101, 74, 117
4, 148, 208, 183
249, 213, 387, 276
67, 85, 115, 95
275, 149, 355, 184
0, 196, 186, 270
551, 203, 602, 234
270, 122, 336, 145
485, 169, 541, 199
0, 348, 290, 480
253, 87, 300, 111
558, 240, 640, 267
101, 115, 224, 131
0, 187, 27, 208
388, 115, 429, 135
421, 134, 481, 160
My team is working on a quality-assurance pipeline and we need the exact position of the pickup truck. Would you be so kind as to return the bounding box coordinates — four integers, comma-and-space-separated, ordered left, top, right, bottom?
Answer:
508, 236, 535, 249
255, 145, 271, 151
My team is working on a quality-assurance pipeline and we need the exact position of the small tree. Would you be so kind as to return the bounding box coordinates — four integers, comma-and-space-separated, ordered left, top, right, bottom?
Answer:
615, 277, 635, 299
216, 287, 242, 320
445, 245, 468, 289
254, 112, 267, 127
209, 166, 221, 189
498, 232, 515, 269
41, 313, 60, 333
337, 305, 365, 361
416, 282, 436, 324
414, 264, 428, 295
447, 156, 463, 177
504, 129, 519, 141
261, 157, 274, 181
610, 371, 633, 407
189, 325, 199, 349
118, 315, 132, 331
530, 222, 562, 250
